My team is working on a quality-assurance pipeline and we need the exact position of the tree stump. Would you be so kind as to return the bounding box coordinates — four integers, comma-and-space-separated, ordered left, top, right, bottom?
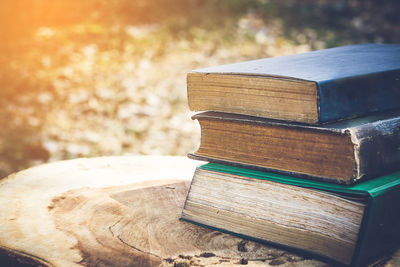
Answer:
0, 156, 398, 267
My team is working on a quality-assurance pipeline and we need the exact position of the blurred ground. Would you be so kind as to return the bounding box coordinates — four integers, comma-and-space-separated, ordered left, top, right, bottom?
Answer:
0, 0, 399, 177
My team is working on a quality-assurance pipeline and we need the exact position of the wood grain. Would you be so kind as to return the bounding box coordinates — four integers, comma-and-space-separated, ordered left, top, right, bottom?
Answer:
0, 156, 397, 266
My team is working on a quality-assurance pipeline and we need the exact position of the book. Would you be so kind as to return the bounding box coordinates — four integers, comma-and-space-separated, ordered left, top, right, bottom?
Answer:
181, 163, 400, 266
187, 43, 400, 124
189, 110, 400, 184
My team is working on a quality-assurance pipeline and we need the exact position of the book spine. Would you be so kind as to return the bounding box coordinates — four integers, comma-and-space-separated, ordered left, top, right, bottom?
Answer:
352, 186, 400, 266
318, 69, 400, 123
348, 116, 400, 182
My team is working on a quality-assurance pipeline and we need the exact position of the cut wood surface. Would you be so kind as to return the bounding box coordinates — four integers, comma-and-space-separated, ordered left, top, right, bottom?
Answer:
0, 156, 398, 267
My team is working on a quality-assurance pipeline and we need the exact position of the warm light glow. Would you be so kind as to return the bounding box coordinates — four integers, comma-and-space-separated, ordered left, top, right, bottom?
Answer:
0, 0, 397, 177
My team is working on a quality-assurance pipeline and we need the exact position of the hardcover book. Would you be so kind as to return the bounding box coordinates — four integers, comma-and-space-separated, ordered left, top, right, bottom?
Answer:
181, 163, 400, 266
187, 43, 400, 124
189, 111, 400, 184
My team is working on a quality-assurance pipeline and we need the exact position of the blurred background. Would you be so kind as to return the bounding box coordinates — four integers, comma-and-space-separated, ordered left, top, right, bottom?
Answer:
0, 0, 399, 178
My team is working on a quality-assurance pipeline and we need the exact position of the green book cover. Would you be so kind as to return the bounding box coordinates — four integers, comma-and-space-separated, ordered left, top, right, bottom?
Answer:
194, 163, 400, 266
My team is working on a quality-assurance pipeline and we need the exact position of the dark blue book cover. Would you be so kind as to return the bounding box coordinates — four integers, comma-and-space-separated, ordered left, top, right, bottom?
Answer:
188, 44, 400, 124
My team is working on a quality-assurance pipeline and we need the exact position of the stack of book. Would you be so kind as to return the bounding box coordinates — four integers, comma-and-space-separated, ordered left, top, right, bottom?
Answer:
180, 44, 400, 266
